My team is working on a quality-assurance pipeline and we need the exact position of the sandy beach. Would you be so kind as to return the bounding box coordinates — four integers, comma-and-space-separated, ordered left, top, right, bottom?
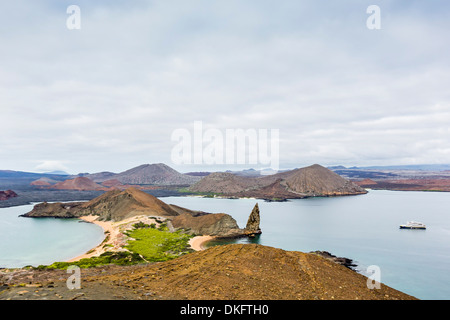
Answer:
189, 235, 214, 251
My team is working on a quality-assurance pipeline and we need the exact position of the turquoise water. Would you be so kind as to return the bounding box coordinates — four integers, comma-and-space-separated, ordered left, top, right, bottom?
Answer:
0, 204, 105, 268
162, 190, 450, 300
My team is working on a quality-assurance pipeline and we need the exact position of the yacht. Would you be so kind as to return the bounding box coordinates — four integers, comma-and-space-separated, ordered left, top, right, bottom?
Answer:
399, 221, 426, 229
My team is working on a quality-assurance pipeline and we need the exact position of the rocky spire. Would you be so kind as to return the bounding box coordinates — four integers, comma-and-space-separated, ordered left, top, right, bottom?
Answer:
245, 203, 262, 236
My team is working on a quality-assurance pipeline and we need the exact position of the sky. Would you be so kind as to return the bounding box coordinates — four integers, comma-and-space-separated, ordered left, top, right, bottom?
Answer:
0, 0, 449, 174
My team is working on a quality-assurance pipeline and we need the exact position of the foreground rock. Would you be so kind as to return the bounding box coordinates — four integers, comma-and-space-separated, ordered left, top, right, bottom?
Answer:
0, 244, 417, 300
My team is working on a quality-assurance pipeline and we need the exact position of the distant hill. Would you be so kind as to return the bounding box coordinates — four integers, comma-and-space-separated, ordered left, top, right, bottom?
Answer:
282, 164, 366, 196
0, 190, 18, 201
86, 163, 201, 186
30, 177, 59, 187
82, 171, 117, 182
0, 170, 69, 189
0, 170, 68, 180
51, 177, 108, 191
190, 164, 367, 199
336, 164, 450, 171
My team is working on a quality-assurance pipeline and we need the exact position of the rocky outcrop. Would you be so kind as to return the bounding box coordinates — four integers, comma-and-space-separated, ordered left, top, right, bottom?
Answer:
171, 213, 243, 237
22, 201, 85, 218
171, 202, 263, 238
310, 251, 358, 270
244, 203, 261, 236
0, 190, 18, 201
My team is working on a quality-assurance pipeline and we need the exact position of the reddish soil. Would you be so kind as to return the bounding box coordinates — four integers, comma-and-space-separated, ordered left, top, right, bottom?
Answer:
0, 244, 416, 300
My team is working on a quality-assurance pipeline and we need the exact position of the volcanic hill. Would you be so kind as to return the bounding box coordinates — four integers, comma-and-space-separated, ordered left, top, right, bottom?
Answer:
88, 163, 201, 185
189, 164, 367, 199
51, 177, 108, 191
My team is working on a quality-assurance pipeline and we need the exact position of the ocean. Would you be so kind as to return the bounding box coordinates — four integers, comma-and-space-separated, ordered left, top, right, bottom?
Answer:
0, 204, 105, 268
162, 190, 450, 300
1, 190, 449, 299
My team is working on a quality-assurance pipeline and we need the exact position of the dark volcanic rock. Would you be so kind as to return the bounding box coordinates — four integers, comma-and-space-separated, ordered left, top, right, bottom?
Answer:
310, 251, 357, 270
21, 201, 85, 218
244, 203, 262, 236
0, 190, 18, 201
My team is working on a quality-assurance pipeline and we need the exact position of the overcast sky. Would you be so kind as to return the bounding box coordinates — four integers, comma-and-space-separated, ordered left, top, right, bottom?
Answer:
0, 1, 449, 174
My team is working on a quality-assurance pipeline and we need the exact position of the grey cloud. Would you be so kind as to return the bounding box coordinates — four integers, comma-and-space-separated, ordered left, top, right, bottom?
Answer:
0, 1, 449, 173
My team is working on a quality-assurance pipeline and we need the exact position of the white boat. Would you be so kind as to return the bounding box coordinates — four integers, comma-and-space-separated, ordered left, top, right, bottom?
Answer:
399, 221, 426, 229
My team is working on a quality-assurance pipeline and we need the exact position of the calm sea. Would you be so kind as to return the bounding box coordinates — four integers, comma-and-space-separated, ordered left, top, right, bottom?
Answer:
163, 190, 450, 300
1, 190, 449, 299
0, 204, 105, 268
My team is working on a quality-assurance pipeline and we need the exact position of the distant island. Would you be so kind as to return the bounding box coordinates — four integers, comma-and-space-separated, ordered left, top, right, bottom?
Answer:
189, 164, 367, 200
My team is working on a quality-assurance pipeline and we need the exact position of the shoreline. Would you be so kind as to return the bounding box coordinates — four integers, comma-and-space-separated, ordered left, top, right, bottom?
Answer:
189, 235, 215, 251
66, 215, 118, 262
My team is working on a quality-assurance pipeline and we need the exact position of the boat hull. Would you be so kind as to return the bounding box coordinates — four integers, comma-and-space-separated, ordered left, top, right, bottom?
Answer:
399, 226, 426, 230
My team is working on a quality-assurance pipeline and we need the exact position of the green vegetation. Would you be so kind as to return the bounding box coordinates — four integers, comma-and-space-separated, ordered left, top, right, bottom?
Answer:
35, 251, 145, 270
125, 227, 194, 262
177, 187, 222, 198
